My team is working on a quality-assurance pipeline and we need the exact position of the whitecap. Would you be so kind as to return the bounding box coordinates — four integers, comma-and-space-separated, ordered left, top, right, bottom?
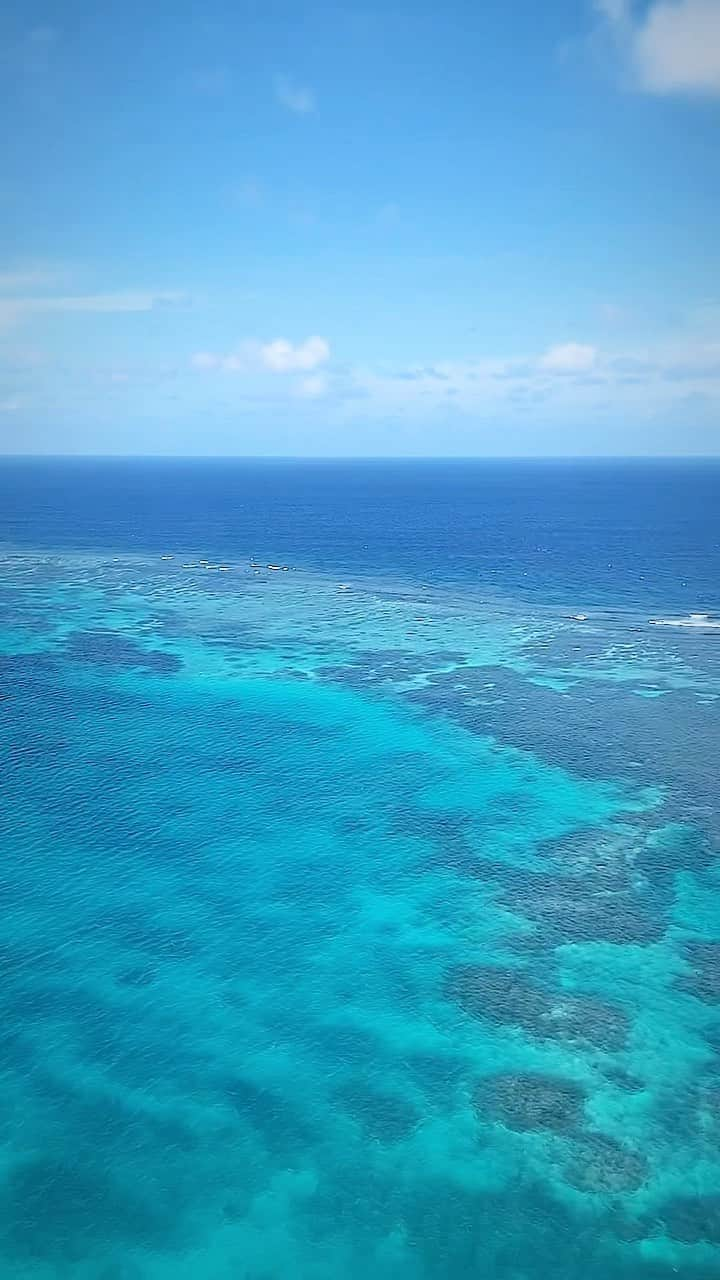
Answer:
649, 612, 720, 629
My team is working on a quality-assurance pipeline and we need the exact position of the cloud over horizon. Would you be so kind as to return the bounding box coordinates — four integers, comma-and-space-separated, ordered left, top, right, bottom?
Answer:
184, 328, 720, 439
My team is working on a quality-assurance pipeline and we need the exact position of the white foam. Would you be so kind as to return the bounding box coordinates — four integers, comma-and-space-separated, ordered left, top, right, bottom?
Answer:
650, 612, 720, 629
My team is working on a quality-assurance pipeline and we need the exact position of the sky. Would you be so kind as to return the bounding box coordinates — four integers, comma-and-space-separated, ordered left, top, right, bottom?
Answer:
0, 0, 719, 456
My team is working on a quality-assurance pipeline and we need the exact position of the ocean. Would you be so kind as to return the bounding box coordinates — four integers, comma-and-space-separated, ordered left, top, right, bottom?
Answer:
1, 457, 719, 1280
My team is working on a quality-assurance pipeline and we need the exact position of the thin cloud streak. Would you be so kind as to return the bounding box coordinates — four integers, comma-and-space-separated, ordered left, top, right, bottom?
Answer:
0, 291, 190, 329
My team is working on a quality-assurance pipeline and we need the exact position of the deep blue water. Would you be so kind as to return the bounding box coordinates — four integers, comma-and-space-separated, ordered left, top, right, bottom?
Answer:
1, 458, 719, 1280
1, 456, 718, 608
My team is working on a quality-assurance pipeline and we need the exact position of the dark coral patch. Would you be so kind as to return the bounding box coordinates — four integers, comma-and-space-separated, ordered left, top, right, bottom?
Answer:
475, 1072, 586, 1135
660, 1194, 720, 1246
445, 964, 548, 1025
635, 824, 718, 882
65, 630, 182, 674
336, 1081, 419, 1143
221, 1076, 313, 1155
445, 964, 629, 1051
501, 873, 665, 947
542, 994, 629, 1053
603, 1208, 654, 1243
563, 1133, 649, 1194
676, 941, 720, 1005
0, 1155, 173, 1262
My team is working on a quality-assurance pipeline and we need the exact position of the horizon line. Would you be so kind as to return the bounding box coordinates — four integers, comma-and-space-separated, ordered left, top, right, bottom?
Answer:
2, 453, 720, 464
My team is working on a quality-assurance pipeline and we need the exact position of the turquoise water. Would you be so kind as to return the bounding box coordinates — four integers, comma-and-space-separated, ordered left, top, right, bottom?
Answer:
1, 461, 720, 1279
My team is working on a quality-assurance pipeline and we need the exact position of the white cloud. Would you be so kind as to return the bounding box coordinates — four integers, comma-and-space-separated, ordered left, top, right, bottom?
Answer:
343, 333, 720, 428
539, 342, 598, 373
274, 74, 315, 114
597, 0, 720, 95
0, 397, 21, 412
9, 323, 719, 442
192, 336, 330, 375
636, 0, 720, 93
260, 336, 329, 372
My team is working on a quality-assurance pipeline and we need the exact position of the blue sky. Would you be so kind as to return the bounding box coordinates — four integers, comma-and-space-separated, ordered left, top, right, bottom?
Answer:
1, 0, 719, 455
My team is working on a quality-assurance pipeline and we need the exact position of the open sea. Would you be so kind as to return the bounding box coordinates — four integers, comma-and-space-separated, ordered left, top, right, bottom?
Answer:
1, 456, 719, 1280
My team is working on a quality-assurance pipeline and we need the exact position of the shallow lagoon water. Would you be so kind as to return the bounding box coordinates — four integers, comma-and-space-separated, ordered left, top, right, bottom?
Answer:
1, 460, 719, 1279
